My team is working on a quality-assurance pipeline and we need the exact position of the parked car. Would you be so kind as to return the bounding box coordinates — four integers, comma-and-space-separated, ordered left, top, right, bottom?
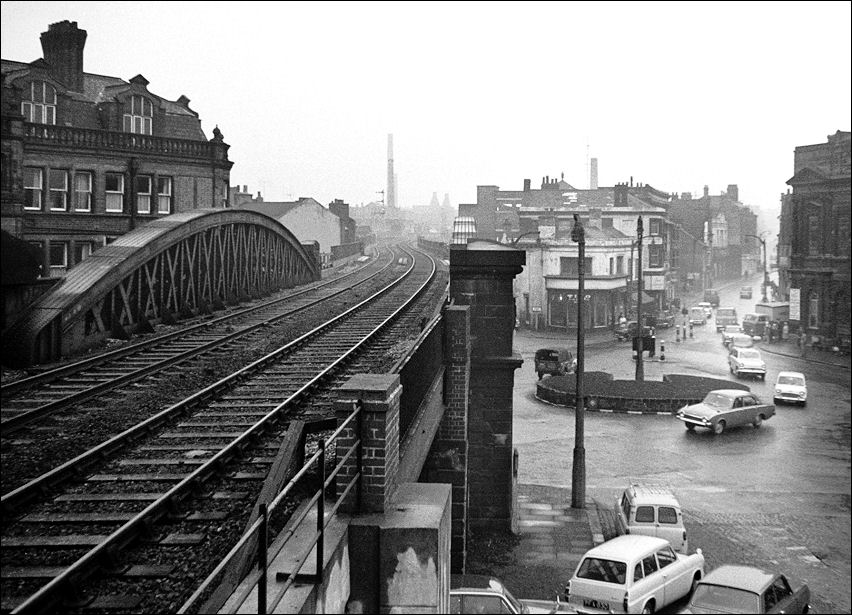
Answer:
728, 346, 767, 380
451, 574, 577, 614
774, 371, 807, 406
653, 310, 676, 329
714, 307, 738, 332
564, 535, 704, 614
720, 325, 743, 348
534, 348, 577, 380
703, 289, 720, 307
740, 286, 753, 299
676, 389, 776, 435
698, 302, 713, 319
614, 484, 689, 553
683, 565, 810, 614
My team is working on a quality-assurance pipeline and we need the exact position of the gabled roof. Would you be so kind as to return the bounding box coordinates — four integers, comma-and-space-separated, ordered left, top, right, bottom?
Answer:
786, 167, 828, 186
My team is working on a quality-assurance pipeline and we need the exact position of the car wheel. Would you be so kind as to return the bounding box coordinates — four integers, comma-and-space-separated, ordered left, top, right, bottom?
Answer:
773, 397, 780, 405
732, 365, 739, 377
685, 422, 695, 431
641, 601, 655, 614
537, 371, 543, 380
753, 414, 763, 428
760, 374, 766, 381
691, 573, 701, 595
713, 420, 726, 435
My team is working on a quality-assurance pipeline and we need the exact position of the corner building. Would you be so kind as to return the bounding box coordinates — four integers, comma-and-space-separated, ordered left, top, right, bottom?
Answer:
1, 21, 233, 277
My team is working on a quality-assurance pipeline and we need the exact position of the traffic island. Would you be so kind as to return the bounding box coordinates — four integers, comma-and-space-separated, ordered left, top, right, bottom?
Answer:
536, 373, 750, 414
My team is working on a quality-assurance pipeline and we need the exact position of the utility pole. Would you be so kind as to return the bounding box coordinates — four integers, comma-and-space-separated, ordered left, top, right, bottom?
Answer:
635, 216, 644, 381
571, 213, 586, 509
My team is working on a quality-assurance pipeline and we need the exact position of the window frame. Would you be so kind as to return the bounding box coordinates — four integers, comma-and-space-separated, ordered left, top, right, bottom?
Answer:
105, 172, 125, 213
157, 176, 172, 214
136, 175, 152, 214
48, 169, 68, 211
74, 171, 93, 212
123, 95, 153, 135
22, 81, 57, 125
655, 546, 677, 569
634, 506, 655, 523
24, 167, 43, 210
49, 240, 67, 271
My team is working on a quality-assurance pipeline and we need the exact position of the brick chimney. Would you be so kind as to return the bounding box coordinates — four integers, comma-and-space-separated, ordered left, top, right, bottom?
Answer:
40, 21, 87, 92
726, 184, 739, 202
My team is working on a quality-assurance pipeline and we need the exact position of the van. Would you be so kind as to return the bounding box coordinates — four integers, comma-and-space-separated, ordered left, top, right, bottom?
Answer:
615, 484, 689, 553
742, 312, 769, 337
714, 307, 738, 332
688, 307, 706, 326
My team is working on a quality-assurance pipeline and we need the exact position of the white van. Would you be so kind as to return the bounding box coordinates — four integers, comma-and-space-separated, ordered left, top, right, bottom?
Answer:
615, 484, 688, 554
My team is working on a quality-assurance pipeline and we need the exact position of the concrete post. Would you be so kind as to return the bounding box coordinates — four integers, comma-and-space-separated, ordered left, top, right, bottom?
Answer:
449, 241, 524, 533
334, 374, 401, 514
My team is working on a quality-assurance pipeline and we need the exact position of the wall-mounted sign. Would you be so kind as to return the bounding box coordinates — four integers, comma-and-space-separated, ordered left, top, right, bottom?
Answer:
789, 288, 800, 321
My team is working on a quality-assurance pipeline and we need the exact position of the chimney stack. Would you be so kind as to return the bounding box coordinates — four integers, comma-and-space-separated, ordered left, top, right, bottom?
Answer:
590, 158, 598, 189
523, 179, 531, 192
726, 184, 739, 202
386, 134, 396, 209
40, 21, 87, 92
703, 185, 709, 198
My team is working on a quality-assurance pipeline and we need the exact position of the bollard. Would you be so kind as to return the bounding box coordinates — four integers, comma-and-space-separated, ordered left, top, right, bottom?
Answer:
661, 340, 666, 361
689, 323, 694, 339
676, 326, 681, 343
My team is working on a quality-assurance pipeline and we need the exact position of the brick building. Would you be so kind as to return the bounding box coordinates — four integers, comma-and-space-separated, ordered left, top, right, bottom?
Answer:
779, 130, 851, 346
1, 21, 233, 277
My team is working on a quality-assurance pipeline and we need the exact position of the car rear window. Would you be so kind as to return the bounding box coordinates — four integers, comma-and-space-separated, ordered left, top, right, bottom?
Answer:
635, 506, 655, 522
658, 507, 678, 524
576, 558, 627, 585
691, 584, 760, 612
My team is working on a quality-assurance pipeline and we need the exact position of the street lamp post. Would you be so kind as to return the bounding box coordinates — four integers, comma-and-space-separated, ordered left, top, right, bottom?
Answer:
747, 234, 769, 302
570, 214, 586, 509
635, 217, 644, 381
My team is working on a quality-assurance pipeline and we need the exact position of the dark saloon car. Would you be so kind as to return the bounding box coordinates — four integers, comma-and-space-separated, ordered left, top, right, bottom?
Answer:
676, 389, 775, 435
683, 565, 810, 614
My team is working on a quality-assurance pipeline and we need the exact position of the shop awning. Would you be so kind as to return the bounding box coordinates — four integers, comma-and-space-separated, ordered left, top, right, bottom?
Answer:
630, 291, 656, 305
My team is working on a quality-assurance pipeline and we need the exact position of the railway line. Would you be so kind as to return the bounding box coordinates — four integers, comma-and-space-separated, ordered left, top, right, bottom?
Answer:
0, 247, 412, 496
1, 244, 446, 614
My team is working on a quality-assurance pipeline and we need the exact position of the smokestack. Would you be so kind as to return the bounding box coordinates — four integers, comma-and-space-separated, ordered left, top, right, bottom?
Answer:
386, 134, 396, 209
590, 158, 598, 190
40, 21, 87, 92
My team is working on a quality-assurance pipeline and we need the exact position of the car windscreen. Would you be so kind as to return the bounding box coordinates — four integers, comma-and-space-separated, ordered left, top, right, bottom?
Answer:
690, 583, 760, 613
738, 349, 760, 359
576, 557, 627, 585
703, 393, 732, 408
777, 375, 804, 386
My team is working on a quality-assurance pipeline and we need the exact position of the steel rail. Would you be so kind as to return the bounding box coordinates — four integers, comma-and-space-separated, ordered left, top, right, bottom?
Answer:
0, 250, 394, 434
8, 246, 436, 615
0, 248, 383, 397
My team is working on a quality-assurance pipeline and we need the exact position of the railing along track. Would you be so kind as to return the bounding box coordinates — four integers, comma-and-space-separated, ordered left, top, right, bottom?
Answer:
2, 245, 437, 614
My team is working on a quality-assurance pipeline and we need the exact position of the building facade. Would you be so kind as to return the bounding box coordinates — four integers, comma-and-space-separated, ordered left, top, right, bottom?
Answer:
1, 21, 233, 277
779, 130, 851, 346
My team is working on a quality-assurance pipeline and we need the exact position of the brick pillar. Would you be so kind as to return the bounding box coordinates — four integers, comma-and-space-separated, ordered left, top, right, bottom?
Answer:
421, 305, 470, 572
449, 241, 524, 533
334, 374, 401, 513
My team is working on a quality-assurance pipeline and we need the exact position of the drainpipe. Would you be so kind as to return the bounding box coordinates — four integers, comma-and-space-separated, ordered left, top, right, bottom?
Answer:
128, 157, 139, 230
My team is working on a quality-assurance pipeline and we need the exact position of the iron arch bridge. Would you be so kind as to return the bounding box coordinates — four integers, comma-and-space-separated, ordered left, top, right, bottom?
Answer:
2, 209, 320, 367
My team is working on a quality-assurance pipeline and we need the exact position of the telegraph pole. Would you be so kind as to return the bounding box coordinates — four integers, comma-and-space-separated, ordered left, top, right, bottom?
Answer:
571, 214, 586, 509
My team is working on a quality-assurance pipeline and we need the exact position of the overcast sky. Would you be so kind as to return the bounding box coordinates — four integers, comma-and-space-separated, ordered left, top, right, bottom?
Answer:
2, 1, 850, 220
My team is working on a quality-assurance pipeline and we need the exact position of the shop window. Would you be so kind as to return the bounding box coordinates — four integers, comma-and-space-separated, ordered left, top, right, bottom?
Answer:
136, 175, 152, 214
75, 172, 92, 211
157, 176, 172, 213
48, 169, 68, 211
24, 167, 43, 210
22, 81, 57, 125
123, 95, 153, 135
105, 173, 125, 212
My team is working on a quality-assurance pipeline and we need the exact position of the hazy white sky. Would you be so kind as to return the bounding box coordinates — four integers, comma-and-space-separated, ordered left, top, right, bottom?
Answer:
2, 1, 850, 216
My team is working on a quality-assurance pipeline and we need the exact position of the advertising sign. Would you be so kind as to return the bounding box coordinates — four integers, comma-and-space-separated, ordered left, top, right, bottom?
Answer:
789, 288, 801, 321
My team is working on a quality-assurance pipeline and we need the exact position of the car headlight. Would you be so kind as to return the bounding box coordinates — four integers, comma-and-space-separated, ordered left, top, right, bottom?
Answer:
799, 391, 807, 398
775, 388, 782, 395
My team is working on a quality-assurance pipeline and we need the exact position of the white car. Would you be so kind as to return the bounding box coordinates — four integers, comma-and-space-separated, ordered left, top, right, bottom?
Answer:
565, 535, 704, 614
728, 346, 766, 380
697, 302, 713, 319
774, 371, 807, 406
451, 575, 577, 613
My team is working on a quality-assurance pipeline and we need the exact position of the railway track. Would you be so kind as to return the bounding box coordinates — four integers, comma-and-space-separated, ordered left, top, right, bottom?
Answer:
0, 248, 413, 495
1, 247, 395, 432
1, 245, 446, 614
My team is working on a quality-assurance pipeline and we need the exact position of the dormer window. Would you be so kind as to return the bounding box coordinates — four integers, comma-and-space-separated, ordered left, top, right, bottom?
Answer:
22, 81, 57, 124
123, 95, 152, 135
